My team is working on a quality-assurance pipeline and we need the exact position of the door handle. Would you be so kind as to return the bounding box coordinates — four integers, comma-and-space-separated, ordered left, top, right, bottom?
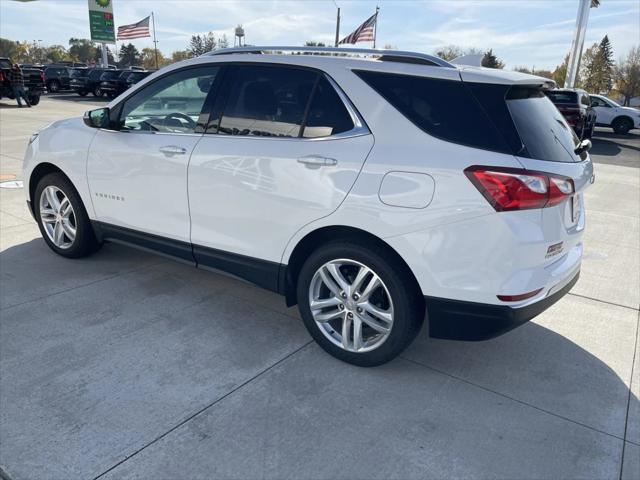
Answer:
159, 145, 187, 155
297, 155, 338, 167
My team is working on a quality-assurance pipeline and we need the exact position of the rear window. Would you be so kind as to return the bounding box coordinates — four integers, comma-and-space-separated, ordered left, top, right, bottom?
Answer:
70, 69, 88, 78
355, 70, 510, 153
506, 87, 580, 163
89, 70, 105, 80
545, 91, 578, 104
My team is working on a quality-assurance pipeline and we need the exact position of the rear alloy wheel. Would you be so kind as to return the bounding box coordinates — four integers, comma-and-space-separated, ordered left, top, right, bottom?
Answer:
34, 173, 101, 258
297, 242, 424, 366
612, 117, 633, 135
93, 86, 103, 97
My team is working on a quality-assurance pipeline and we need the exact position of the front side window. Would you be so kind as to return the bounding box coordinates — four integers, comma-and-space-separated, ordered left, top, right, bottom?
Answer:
581, 94, 591, 106
119, 66, 219, 134
218, 65, 317, 138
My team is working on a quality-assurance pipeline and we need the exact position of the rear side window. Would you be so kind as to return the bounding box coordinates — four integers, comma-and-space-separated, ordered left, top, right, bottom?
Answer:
506, 87, 580, 163
355, 70, 509, 153
218, 65, 317, 138
302, 76, 354, 138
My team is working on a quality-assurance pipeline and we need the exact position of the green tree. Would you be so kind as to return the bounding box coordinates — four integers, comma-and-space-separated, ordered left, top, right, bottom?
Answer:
581, 36, 616, 93
189, 32, 216, 56
140, 47, 169, 69
118, 43, 141, 68
482, 49, 505, 69
218, 34, 229, 49
614, 46, 640, 105
171, 49, 192, 63
45, 45, 71, 64
552, 54, 570, 87
0, 38, 18, 59
68, 38, 97, 63
434, 45, 464, 61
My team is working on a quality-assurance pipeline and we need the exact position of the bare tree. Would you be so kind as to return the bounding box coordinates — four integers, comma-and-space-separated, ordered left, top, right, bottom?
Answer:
614, 46, 640, 105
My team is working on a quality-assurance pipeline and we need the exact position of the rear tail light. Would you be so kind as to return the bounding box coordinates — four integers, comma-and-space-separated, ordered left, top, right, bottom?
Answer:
465, 166, 574, 211
0, 71, 4, 82
41, 72, 45, 83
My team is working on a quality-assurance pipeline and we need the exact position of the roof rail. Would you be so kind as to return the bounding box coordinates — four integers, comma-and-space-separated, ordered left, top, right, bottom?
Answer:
205, 46, 455, 68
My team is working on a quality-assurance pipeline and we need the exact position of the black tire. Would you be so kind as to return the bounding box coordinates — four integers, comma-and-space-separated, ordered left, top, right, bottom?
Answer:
78, 91, 88, 97
296, 241, 424, 367
29, 95, 40, 106
612, 117, 633, 135
47, 80, 60, 93
34, 173, 101, 258
93, 86, 103, 97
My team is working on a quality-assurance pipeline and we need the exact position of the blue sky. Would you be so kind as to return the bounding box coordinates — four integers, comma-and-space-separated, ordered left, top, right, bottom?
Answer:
1, 0, 638, 69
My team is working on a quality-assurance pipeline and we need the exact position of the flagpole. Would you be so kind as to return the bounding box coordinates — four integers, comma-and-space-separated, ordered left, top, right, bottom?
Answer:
151, 11, 159, 69
373, 5, 379, 49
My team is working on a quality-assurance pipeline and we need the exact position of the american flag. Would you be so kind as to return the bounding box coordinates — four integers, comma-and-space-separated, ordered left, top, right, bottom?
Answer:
339, 12, 377, 45
117, 16, 151, 40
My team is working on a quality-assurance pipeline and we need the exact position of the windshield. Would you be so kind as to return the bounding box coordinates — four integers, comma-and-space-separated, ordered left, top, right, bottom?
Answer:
507, 86, 581, 163
0, 59, 12, 69
601, 96, 620, 107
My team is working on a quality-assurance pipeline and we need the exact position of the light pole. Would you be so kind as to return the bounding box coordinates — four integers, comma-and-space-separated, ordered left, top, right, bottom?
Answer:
565, 0, 600, 88
332, 0, 340, 47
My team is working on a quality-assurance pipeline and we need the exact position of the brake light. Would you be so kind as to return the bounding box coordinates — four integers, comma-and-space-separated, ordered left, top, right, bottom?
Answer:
0, 71, 4, 82
40, 71, 45, 83
465, 166, 574, 211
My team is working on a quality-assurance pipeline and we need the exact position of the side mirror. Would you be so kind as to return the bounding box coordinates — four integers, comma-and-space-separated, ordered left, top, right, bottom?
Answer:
83, 107, 111, 129
574, 139, 592, 155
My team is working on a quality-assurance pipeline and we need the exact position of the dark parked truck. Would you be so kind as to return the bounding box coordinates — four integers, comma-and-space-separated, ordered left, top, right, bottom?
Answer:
69, 68, 91, 96
100, 70, 153, 98
0, 57, 45, 105
545, 88, 597, 139
43, 66, 74, 93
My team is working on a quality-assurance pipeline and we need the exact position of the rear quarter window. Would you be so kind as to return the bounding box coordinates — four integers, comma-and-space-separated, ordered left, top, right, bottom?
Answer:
354, 70, 510, 153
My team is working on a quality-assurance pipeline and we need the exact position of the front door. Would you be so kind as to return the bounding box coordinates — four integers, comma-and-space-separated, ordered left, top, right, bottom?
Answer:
591, 96, 615, 125
87, 66, 220, 255
188, 64, 374, 284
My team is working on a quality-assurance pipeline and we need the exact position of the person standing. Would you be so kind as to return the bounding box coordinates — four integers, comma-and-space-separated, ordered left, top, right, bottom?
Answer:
9, 64, 31, 108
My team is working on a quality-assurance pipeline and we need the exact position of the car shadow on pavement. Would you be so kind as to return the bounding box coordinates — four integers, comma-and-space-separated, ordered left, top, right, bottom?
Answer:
0, 101, 27, 109
590, 138, 640, 168
44, 94, 109, 104
0, 237, 638, 478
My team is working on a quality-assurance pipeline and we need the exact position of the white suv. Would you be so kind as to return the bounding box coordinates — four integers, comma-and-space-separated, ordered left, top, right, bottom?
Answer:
23, 47, 593, 366
590, 94, 640, 134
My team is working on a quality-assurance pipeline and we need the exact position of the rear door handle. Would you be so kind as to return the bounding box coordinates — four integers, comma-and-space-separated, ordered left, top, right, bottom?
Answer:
297, 155, 338, 167
159, 145, 187, 155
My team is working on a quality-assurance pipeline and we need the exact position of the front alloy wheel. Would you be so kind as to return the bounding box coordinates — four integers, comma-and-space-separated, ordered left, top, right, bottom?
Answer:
39, 186, 76, 249
309, 259, 394, 352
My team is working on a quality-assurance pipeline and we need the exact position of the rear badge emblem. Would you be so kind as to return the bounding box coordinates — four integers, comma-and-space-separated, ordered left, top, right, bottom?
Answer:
546, 242, 563, 259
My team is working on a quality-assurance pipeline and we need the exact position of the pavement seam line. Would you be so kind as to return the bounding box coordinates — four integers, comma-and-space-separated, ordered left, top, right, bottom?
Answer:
0, 259, 167, 312
402, 356, 637, 445
619, 311, 640, 480
92, 340, 314, 480
568, 292, 639, 312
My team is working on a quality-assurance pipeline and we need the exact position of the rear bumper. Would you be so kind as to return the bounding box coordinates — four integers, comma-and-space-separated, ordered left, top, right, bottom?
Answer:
427, 270, 579, 341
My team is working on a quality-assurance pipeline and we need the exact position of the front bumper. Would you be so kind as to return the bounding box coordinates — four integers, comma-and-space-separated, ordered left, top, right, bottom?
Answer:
427, 270, 580, 341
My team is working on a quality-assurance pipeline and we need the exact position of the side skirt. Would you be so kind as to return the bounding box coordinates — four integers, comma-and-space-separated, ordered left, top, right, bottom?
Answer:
92, 221, 287, 294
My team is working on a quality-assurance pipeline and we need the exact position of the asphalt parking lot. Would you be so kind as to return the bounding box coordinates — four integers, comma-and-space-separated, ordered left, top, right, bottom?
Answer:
1, 94, 638, 480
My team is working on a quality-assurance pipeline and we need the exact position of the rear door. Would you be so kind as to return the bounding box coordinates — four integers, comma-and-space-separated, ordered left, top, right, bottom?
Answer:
188, 63, 374, 270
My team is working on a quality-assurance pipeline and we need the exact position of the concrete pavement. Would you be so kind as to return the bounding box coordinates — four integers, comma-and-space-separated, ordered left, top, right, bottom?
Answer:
0, 96, 638, 479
